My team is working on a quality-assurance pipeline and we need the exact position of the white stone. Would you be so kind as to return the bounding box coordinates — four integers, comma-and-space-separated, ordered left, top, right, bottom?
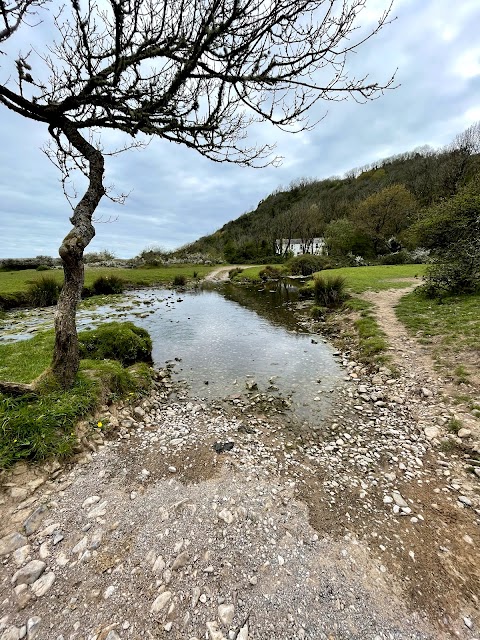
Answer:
391, 492, 408, 508
0, 627, 21, 640
206, 621, 225, 640
218, 509, 234, 524
151, 591, 172, 613
82, 496, 100, 509
153, 555, 166, 574
13, 546, 31, 567
0, 532, 28, 556
424, 426, 439, 440
237, 623, 249, 640
72, 536, 88, 554
26, 617, 41, 640
31, 572, 55, 597
12, 560, 46, 586
218, 604, 234, 626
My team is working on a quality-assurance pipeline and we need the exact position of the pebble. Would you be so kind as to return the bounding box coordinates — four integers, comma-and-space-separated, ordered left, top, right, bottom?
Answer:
218, 509, 234, 524
151, 591, 172, 613
11, 560, 46, 586
458, 496, 472, 507
218, 604, 235, 626
0, 532, 28, 556
23, 506, 47, 536
172, 550, 189, 570
26, 617, 41, 639
31, 571, 55, 597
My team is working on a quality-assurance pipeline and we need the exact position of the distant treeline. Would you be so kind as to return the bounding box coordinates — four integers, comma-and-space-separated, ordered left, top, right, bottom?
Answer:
176, 122, 480, 264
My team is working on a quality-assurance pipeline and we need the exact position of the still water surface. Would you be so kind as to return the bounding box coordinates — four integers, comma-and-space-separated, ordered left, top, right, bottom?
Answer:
0, 283, 344, 422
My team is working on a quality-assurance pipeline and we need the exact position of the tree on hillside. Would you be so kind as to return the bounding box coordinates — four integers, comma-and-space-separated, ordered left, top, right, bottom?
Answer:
351, 184, 417, 255
413, 177, 480, 296
0, 0, 395, 388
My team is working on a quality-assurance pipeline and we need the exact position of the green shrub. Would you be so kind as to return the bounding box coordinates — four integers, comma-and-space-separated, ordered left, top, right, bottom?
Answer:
313, 275, 348, 308
228, 268, 243, 278
379, 250, 411, 265
259, 266, 282, 281
289, 254, 330, 276
27, 277, 61, 307
36, 264, 51, 271
91, 275, 126, 295
79, 322, 152, 365
422, 239, 480, 298
172, 274, 187, 287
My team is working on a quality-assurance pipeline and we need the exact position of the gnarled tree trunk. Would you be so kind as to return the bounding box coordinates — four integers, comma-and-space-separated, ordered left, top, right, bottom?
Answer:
51, 123, 105, 388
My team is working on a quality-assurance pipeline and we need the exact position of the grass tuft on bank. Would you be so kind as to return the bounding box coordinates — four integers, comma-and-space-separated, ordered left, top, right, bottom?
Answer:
0, 323, 153, 469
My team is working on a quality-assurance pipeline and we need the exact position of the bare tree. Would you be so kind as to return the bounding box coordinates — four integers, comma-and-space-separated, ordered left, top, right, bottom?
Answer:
0, 0, 394, 387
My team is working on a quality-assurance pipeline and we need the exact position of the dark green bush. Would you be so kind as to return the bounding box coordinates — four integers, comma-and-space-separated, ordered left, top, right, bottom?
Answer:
422, 240, 480, 298
0, 292, 29, 311
313, 275, 348, 308
259, 266, 282, 281
379, 250, 411, 265
91, 275, 126, 295
79, 322, 152, 365
28, 277, 61, 307
172, 274, 187, 287
288, 254, 331, 276
36, 264, 51, 271
228, 268, 243, 278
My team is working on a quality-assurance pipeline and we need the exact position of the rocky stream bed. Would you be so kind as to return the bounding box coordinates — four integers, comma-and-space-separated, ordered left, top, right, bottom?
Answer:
1, 280, 480, 640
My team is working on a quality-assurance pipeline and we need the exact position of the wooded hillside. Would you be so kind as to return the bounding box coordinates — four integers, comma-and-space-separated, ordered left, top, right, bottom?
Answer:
177, 123, 480, 263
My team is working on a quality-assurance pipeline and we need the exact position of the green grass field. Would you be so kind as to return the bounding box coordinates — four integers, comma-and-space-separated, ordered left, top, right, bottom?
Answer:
396, 290, 480, 384
0, 328, 152, 468
312, 264, 426, 293
0, 264, 216, 295
234, 263, 426, 291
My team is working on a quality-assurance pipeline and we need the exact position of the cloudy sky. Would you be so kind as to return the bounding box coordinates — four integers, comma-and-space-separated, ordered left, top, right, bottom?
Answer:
1, 0, 479, 258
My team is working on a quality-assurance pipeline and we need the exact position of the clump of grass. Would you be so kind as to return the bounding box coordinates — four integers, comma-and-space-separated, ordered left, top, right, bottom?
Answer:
347, 300, 389, 363
172, 274, 187, 287
91, 274, 126, 295
79, 322, 152, 365
311, 305, 325, 320
446, 417, 462, 434
229, 267, 243, 279
454, 365, 470, 385
259, 266, 282, 281
0, 375, 97, 468
313, 275, 348, 308
0, 325, 154, 468
27, 276, 61, 307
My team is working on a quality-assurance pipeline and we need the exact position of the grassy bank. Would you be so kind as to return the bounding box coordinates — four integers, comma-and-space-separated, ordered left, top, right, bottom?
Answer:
0, 264, 215, 296
396, 290, 480, 387
0, 325, 153, 469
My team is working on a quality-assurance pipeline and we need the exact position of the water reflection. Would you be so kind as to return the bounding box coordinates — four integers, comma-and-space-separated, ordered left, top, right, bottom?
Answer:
0, 284, 343, 422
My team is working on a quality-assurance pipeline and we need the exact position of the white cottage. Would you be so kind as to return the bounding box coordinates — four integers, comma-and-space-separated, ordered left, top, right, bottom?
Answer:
276, 237, 326, 256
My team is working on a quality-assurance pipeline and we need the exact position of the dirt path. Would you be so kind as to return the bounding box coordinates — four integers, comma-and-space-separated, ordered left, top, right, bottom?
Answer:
1, 288, 480, 640
204, 265, 260, 282
362, 284, 440, 383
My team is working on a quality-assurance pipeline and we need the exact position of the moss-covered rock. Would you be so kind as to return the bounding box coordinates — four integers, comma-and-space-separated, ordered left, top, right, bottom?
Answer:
79, 322, 152, 365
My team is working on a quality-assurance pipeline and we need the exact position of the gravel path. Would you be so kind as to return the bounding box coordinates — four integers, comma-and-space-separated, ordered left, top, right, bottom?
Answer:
1, 289, 479, 640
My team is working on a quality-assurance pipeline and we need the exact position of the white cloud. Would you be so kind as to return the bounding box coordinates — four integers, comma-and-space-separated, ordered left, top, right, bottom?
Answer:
1, 0, 480, 257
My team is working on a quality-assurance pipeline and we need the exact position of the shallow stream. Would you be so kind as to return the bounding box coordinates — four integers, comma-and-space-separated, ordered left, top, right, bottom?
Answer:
0, 282, 344, 423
